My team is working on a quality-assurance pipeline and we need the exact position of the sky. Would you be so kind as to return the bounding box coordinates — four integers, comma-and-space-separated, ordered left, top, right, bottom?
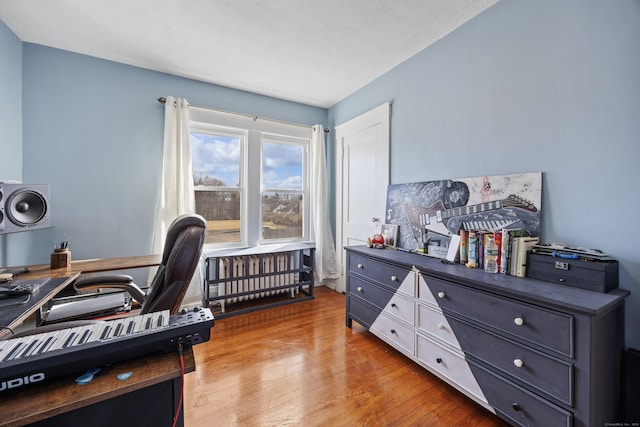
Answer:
190, 132, 303, 189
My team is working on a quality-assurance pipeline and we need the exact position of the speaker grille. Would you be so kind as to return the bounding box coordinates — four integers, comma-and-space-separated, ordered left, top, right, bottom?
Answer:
6, 189, 48, 226
0, 184, 51, 234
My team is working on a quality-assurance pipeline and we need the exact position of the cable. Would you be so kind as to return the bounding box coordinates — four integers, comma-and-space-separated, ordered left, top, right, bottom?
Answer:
171, 343, 185, 427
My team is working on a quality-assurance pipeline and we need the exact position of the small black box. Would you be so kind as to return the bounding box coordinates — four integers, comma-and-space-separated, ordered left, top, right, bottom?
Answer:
526, 252, 618, 293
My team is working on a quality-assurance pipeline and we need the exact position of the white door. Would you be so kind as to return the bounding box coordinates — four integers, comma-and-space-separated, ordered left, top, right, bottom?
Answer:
334, 103, 390, 292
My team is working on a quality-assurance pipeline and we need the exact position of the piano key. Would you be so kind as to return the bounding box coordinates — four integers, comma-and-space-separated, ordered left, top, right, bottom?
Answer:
113, 322, 125, 338
100, 324, 113, 340
152, 311, 169, 328
37, 332, 63, 354
153, 312, 162, 328
0, 339, 12, 357
46, 329, 78, 352
125, 317, 139, 334
12, 335, 42, 358
3, 341, 27, 362
78, 327, 93, 345
4, 335, 38, 361
21, 337, 45, 358
63, 332, 79, 348
1, 335, 42, 361
71, 326, 95, 347
61, 326, 89, 348
80, 323, 109, 344
141, 313, 154, 331
104, 318, 128, 340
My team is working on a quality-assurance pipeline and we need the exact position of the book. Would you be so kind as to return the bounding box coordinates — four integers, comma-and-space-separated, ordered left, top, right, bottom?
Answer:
499, 229, 510, 274
467, 230, 478, 268
515, 237, 539, 277
502, 228, 525, 275
493, 231, 503, 273
477, 231, 485, 268
459, 229, 468, 264
509, 236, 521, 276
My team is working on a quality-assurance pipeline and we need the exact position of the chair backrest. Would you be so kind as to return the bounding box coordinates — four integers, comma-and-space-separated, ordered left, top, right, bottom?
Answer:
141, 214, 206, 315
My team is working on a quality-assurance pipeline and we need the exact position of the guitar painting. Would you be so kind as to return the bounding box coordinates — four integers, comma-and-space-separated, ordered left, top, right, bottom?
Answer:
385, 173, 542, 251
405, 194, 538, 242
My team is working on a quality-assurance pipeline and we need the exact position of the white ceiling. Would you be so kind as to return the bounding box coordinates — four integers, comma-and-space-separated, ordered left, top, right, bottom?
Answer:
0, 0, 498, 108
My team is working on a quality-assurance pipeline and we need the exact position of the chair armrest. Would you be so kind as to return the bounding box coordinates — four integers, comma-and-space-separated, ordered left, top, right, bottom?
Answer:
74, 274, 146, 305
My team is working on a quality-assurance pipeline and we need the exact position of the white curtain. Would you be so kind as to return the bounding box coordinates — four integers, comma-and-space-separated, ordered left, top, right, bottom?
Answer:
310, 125, 340, 283
151, 96, 201, 303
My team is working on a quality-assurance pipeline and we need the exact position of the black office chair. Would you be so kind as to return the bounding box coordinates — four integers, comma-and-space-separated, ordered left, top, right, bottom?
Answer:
11, 214, 207, 337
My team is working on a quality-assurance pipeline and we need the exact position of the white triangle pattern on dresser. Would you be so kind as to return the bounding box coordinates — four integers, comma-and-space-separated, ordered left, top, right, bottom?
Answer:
415, 272, 491, 408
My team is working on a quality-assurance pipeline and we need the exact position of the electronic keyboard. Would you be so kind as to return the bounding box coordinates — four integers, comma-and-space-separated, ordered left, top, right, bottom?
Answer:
0, 307, 214, 392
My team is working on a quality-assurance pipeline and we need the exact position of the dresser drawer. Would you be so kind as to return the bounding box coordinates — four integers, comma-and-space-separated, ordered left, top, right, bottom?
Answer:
424, 276, 574, 358
416, 333, 486, 403
371, 312, 415, 356
417, 303, 461, 351
448, 316, 574, 407
468, 360, 573, 427
349, 253, 413, 296
384, 293, 414, 325
348, 296, 380, 328
349, 275, 414, 324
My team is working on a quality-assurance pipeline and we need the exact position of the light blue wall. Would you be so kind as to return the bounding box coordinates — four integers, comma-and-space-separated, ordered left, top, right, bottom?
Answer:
2, 43, 326, 270
2, 1, 639, 349
0, 19, 22, 180
329, 0, 640, 349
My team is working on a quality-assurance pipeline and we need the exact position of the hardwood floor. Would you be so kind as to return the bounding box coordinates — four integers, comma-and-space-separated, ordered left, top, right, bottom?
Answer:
184, 287, 511, 426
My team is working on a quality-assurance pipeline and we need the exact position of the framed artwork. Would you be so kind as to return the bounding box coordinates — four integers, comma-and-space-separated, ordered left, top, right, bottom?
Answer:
385, 172, 542, 257
381, 223, 399, 247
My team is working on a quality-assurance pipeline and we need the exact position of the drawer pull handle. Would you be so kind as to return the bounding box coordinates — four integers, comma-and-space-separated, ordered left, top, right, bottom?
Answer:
514, 317, 524, 326
513, 358, 524, 368
436, 357, 443, 364
437, 291, 446, 299
357, 287, 363, 292
559, 278, 566, 282
390, 275, 398, 282
391, 303, 397, 308
390, 329, 396, 334
438, 323, 446, 330
512, 403, 521, 411
357, 263, 364, 269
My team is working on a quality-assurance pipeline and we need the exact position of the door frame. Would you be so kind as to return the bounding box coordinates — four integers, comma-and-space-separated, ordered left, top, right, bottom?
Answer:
335, 102, 390, 282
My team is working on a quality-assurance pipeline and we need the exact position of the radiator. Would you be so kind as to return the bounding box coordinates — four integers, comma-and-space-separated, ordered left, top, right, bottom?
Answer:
216, 252, 298, 313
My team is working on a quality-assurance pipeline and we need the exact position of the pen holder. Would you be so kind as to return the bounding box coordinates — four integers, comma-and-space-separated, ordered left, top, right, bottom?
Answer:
51, 248, 71, 269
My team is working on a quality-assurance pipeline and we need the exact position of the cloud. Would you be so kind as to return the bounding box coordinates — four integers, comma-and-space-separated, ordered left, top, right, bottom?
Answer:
190, 132, 240, 186
190, 134, 304, 189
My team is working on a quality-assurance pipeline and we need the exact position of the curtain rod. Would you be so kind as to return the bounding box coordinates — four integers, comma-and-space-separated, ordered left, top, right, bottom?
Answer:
157, 97, 329, 133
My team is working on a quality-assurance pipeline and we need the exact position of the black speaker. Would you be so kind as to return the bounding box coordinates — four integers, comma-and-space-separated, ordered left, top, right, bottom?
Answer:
0, 183, 51, 235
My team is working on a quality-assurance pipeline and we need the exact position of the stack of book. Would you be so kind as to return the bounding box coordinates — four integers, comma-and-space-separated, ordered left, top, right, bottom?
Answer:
459, 228, 538, 276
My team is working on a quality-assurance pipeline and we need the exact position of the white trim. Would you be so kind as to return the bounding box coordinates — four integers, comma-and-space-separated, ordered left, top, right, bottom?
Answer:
335, 102, 391, 291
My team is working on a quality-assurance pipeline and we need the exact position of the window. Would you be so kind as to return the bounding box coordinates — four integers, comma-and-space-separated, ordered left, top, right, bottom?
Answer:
190, 129, 245, 245
190, 108, 310, 248
261, 138, 306, 240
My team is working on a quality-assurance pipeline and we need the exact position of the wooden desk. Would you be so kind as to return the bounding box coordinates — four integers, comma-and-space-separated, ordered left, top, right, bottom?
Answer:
0, 255, 161, 339
13, 255, 162, 280
0, 347, 194, 427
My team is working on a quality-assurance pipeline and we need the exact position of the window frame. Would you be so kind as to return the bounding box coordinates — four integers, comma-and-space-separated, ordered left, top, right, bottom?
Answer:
260, 134, 310, 243
190, 123, 247, 248
189, 107, 312, 249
